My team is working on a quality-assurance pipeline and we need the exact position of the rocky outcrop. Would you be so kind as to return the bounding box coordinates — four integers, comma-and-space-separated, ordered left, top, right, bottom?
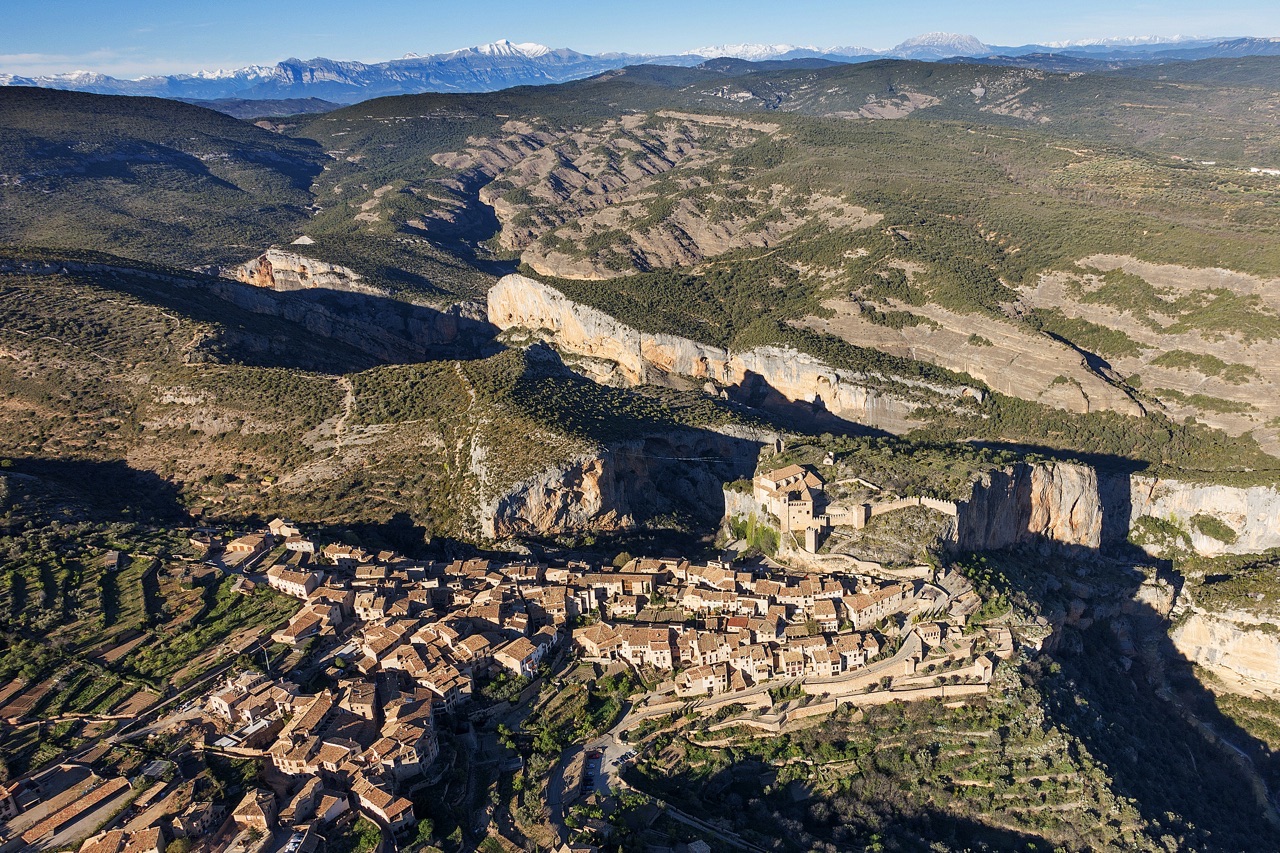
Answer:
722, 486, 763, 522
488, 273, 981, 433
1130, 476, 1280, 557
0, 255, 492, 364
215, 249, 496, 360
955, 462, 1104, 551
480, 429, 764, 539
1172, 610, 1280, 693
802, 297, 1145, 417
958, 464, 1280, 557
481, 453, 628, 539
206, 274, 489, 362
231, 249, 386, 296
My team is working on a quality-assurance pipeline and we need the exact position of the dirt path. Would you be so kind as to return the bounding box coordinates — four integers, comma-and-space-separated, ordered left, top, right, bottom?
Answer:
332, 375, 356, 456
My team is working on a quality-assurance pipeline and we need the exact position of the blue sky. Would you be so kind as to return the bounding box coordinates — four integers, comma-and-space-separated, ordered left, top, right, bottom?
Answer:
4, 0, 1280, 77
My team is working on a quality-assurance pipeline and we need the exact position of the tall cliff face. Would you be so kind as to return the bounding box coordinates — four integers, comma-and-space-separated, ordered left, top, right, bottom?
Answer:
233, 249, 386, 296
957, 463, 1280, 557
956, 462, 1104, 551
1130, 476, 1280, 557
478, 429, 764, 540
1172, 610, 1280, 693
220, 249, 494, 360
488, 273, 979, 434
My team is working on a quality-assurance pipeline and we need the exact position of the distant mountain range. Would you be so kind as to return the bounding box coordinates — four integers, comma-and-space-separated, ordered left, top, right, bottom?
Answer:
3, 34, 1280, 104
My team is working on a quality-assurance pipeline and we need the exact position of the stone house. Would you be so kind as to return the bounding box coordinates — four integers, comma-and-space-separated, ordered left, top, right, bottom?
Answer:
753, 465, 825, 533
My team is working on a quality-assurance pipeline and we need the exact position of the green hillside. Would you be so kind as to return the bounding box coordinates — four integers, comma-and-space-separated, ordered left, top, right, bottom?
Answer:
0, 255, 770, 538
0, 87, 325, 266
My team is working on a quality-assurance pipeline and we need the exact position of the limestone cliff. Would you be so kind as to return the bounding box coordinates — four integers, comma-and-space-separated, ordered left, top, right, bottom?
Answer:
722, 486, 763, 523
478, 429, 765, 540
231, 249, 385, 297
955, 462, 1104, 551
488, 273, 980, 434
1129, 476, 1280, 557
957, 464, 1280, 557
220, 249, 493, 360
1172, 609, 1280, 693
1, 255, 489, 363
480, 453, 628, 539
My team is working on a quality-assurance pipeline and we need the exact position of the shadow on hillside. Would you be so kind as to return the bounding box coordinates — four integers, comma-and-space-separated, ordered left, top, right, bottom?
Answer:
203, 278, 502, 364
997, 536, 1280, 851
727, 369, 897, 439
5, 257, 501, 374
621, 760, 1051, 851
4, 457, 190, 526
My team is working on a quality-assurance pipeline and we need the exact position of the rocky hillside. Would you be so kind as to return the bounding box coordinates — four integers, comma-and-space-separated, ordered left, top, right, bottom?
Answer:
435, 112, 880, 279
679, 58, 1280, 163
9, 73, 1279, 442
0, 88, 325, 266
0, 257, 773, 542
489, 272, 981, 431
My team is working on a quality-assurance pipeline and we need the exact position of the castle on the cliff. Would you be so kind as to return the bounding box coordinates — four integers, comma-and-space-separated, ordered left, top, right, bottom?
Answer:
754, 464, 826, 537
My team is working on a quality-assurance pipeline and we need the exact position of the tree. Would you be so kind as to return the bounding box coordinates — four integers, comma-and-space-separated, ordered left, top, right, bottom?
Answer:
412, 818, 435, 847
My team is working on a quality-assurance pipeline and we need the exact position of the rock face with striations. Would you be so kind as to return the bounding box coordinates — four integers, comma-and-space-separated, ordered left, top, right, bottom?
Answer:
1129, 476, 1280, 557
955, 462, 1104, 551
488, 273, 980, 434
479, 429, 764, 539
1171, 609, 1280, 693
222, 249, 493, 360
233, 249, 386, 296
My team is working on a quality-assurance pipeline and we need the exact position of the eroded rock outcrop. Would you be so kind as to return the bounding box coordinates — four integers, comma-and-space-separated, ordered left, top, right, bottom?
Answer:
479, 429, 765, 539
956, 462, 1104, 551
232, 249, 385, 296
219, 249, 494, 360
958, 464, 1280, 557
802, 297, 1144, 417
488, 273, 980, 433
1130, 476, 1280, 557
1172, 610, 1280, 693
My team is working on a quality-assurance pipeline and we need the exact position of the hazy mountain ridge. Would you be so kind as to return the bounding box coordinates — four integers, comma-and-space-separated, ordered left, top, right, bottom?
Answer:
5, 34, 1279, 104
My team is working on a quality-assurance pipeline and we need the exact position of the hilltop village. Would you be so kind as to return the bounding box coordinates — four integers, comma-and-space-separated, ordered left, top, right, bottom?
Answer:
0, 465, 1013, 853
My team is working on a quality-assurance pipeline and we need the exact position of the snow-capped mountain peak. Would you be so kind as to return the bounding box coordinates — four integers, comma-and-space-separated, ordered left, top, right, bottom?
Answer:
189, 65, 274, 81
511, 41, 553, 58
892, 32, 989, 57
441, 39, 555, 60
683, 43, 877, 60
684, 43, 807, 60
1041, 34, 1204, 48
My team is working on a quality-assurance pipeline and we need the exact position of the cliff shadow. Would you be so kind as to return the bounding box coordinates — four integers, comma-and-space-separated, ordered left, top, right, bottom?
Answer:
404, 168, 520, 279
974, 543, 1280, 850
724, 369, 896, 439
231, 282, 502, 363
2, 456, 191, 526
5, 259, 502, 375
620, 746, 1053, 850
